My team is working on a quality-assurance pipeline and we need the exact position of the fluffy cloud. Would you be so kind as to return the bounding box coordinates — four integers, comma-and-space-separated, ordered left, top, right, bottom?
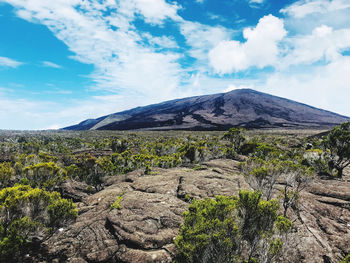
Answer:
280, 25, 350, 67
180, 21, 233, 68
208, 15, 286, 74
132, 0, 180, 24
2, 0, 350, 129
0, 56, 23, 68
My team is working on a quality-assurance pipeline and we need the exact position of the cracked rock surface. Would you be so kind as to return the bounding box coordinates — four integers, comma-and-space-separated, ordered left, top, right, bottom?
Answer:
39, 159, 350, 263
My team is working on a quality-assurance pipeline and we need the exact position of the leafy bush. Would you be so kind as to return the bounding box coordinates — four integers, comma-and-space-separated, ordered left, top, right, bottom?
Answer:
22, 161, 67, 191
239, 142, 259, 155
302, 149, 330, 176
0, 184, 77, 261
0, 162, 14, 188
223, 128, 246, 152
175, 190, 291, 263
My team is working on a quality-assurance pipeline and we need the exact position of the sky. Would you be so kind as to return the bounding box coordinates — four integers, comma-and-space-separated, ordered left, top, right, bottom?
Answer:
0, 0, 350, 130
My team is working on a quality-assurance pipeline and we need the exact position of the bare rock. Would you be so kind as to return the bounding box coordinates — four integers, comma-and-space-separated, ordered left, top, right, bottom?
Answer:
107, 191, 185, 250
40, 160, 350, 263
59, 178, 96, 202
294, 178, 350, 262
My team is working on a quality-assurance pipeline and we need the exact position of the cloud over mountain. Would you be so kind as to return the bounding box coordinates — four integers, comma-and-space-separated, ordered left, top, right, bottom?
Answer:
0, 0, 350, 129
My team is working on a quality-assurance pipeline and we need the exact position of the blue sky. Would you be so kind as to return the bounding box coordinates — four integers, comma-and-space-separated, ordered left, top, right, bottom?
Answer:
0, 0, 350, 130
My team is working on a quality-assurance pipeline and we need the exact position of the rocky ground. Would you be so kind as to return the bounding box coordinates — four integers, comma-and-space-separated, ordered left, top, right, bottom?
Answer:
37, 159, 350, 263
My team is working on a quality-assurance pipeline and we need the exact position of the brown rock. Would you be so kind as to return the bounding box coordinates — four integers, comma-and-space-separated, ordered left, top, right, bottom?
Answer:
59, 178, 96, 202
40, 159, 350, 263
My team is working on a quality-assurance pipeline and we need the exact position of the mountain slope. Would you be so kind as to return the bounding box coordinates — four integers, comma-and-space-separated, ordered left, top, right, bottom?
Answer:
64, 89, 350, 130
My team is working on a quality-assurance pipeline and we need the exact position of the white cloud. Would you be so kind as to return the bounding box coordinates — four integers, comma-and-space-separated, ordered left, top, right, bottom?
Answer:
0, 94, 56, 130
264, 56, 350, 117
0, 56, 23, 68
179, 20, 233, 71
3, 0, 184, 103
0, 92, 144, 130
208, 15, 286, 74
280, 25, 350, 68
247, 0, 265, 9
2, 0, 350, 130
281, 0, 350, 18
142, 33, 178, 49
132, 0, 180, 24
42, 61, 62, 68
2, 0, 240, 129
248, 0, 265, 7
281, 0, 350, 34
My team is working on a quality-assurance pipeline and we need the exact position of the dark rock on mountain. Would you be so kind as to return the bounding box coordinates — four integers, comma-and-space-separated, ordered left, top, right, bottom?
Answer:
37, 160, 350, 263
64, 89, 349, 131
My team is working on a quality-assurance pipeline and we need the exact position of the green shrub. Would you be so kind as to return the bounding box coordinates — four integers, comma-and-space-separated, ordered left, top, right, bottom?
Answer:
0, 184, 77, 261
0, 162, 14, 188
239, 142, 259, 155
22, 161, 67, 191
175, 190, 291, 263
223, 128, 246, 152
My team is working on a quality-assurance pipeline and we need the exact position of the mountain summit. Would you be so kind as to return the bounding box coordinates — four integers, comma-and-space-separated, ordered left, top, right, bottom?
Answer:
63, 89, 349, 130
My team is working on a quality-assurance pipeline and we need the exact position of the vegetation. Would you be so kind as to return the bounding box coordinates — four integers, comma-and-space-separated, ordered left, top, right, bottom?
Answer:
0, 184, 77, 261
22, 161, 67, 191
0, 126, 347, 261
240, 158, 314, 217
223, 128, 246, 152
110, 194, 123, 210
175, 190, 292, 263
0, 131, 234, 190
0, 162, 14, 188
322, 122, 350, 178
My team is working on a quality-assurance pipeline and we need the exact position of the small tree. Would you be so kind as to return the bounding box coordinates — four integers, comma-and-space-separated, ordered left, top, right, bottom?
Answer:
323, 122, 350, 178
240, 158, 314, 217
240, 158, 281, 201
278, 161, 314, 217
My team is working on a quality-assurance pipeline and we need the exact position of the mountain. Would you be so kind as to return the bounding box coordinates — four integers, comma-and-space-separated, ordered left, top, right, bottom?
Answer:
63, 89, 350, 130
